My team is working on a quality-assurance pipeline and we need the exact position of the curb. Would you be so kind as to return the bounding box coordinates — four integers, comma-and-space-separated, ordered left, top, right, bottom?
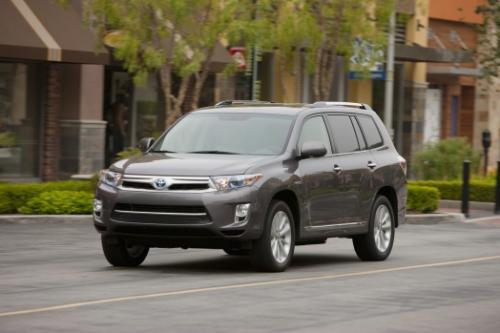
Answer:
403, 212, 465, 225
0, 215, 92, 224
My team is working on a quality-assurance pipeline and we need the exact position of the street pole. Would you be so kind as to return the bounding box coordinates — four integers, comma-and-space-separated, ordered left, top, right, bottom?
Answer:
383, 9, 396, 138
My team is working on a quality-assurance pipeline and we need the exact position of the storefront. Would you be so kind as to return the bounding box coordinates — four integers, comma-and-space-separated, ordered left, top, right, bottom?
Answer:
0, 62, 43, 180
0, 0, 109, 181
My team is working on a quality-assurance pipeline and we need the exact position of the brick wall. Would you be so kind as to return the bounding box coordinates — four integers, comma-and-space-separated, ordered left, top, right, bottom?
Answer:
42, 64, 61, 181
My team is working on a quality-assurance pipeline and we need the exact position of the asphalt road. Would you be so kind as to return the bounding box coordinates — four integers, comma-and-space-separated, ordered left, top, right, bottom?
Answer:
1, 220, 500, 333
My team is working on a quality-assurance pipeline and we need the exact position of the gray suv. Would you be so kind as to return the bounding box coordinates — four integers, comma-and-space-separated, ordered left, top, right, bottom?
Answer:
94, 101, 407, 272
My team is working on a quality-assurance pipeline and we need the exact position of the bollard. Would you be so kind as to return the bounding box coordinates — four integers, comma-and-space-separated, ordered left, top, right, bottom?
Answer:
461, 160, 470, 218
495, 161, 500, 215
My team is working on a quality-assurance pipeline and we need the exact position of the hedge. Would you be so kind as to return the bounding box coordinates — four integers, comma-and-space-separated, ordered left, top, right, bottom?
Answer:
410, 180, 495, 202
18, 191, 94, 215
407, 185, 440, 213
0, 181, 94, 214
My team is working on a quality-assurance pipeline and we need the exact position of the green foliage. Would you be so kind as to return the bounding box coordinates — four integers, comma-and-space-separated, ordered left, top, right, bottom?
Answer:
407, 185, 440, 213
114, 147, 142, 162
0, 181, 93, 214
475, 1, 500, 78
413, 138, 481, 180
18, 191, 94, 215
410, 180, 496, 203
0, 132, 19, 148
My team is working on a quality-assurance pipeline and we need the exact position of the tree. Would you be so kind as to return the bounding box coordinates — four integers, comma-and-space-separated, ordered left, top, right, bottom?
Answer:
258, 0, 394, 101
476, 0, 500, 78
83, 0, 255, 127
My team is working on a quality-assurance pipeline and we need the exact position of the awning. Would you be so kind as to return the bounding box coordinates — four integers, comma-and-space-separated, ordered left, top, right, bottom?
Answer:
395, 44, 473, 63
0, 0, 109, 64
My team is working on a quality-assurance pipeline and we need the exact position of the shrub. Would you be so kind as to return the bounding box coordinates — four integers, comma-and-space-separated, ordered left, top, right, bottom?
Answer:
413, 138, 481, 180
0, 180, 93, 214
407, 185, 440, 213
410, 180, 495, 202
18, 191, 93, 215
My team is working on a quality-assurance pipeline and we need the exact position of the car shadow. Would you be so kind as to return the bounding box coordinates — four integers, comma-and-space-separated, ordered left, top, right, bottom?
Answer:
122, 252, 360, 274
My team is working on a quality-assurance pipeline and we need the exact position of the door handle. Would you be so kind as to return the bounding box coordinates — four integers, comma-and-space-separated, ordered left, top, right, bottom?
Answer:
333, 164, 343, 173
367, 161, 377, 169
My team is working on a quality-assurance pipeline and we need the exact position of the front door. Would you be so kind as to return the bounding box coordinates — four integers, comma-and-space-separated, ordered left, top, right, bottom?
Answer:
297, 116, 340, 226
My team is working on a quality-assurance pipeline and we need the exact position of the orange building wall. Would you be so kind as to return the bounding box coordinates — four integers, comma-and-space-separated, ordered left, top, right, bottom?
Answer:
429, 0, 485, 23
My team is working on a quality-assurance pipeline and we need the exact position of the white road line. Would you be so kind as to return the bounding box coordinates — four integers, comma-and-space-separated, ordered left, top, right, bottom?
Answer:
1, 255, 500, 318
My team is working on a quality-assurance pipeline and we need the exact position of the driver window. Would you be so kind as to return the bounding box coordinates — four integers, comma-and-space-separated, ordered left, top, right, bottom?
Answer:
298, 116, 332, 155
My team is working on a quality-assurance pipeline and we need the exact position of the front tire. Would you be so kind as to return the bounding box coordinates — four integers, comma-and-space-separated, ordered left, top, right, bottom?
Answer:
352, 196, 395, 261
101, 236, 149, 267
251, 200, 295, 272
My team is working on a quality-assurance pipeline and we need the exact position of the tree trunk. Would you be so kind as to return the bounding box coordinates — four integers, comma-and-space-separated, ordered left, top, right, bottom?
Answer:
160, 65, 173, 130
190, 45, 215, 110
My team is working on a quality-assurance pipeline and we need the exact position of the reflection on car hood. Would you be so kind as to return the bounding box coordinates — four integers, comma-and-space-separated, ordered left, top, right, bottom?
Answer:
117, 153, 274, 176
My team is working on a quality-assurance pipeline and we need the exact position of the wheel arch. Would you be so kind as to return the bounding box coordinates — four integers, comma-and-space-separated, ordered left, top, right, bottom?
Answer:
375, 186, 399, 227
271, 189, 301, 237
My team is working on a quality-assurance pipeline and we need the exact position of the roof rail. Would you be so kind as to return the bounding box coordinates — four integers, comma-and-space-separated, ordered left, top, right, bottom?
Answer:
310, 101, 372, 110
214, 100, 274, 107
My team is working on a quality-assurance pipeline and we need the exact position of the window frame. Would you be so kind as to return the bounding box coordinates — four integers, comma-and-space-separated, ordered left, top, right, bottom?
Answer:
296, 114, 334, 156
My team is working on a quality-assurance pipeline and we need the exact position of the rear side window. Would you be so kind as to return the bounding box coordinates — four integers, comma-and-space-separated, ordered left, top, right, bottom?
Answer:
327, 115, 360, 153
350, 116, 367, 150
299, 116, 332, 154
357, 115, 383, 149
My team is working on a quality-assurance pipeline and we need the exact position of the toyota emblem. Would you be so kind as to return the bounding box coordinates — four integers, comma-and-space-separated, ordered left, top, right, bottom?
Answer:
152, 178, 169, 190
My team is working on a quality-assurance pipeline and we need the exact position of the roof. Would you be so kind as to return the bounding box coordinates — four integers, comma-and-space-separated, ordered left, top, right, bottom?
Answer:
0, 0, 109, 64
194, 101, 375, 116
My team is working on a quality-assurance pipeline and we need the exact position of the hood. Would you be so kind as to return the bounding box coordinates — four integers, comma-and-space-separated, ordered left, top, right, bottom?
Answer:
113, 153, 274, 176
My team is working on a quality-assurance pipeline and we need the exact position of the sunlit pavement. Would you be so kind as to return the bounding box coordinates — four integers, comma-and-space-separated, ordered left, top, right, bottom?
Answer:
1, 220, 500, 333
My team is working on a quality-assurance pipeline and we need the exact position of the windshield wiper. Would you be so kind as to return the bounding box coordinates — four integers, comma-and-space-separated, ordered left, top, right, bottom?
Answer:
187, 150, 239, 155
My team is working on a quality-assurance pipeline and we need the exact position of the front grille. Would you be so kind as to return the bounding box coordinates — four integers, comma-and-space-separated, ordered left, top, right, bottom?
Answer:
114, 203, 206, 214
111, 203, 210, 225
122, 181, 154, 190
120, 175, 214, 192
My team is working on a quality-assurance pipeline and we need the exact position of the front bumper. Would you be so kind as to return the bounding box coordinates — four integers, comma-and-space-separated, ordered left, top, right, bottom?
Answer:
93, 182, 267, 247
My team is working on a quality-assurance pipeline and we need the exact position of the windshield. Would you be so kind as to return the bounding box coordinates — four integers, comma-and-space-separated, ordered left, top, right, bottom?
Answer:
152, 112, 294, 155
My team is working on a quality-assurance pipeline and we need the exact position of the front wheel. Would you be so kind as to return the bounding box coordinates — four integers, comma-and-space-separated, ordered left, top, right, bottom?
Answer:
101, 236, 149, 267
251, 200, 295, 272
352, 196, 395, 261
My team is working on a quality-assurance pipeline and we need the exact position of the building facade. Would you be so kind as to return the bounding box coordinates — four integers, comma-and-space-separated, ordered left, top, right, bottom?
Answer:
0, 0, 233, 182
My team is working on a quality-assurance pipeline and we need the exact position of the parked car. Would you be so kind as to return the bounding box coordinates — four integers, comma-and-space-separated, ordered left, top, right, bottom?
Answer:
93, 101, 407, 272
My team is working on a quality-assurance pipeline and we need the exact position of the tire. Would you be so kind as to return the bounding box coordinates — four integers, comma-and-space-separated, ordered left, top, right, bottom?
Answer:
352, 195, 395, 261
101, 236, 149, 267
251, 200, 295, 272
223, 248, 250, 256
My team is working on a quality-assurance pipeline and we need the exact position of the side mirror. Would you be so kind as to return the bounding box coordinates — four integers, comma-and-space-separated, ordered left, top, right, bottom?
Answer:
300, 141, 327, 158
138, 137, 155, 153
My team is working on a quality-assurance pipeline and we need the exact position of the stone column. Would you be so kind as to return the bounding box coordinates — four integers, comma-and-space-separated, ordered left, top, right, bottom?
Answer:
42, 64, 61, 181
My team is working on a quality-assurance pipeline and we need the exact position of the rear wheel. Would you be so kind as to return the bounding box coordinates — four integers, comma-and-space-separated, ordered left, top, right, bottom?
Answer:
101, 236, 149, 267
251, 200, 295, 272
352, 196, 395, 261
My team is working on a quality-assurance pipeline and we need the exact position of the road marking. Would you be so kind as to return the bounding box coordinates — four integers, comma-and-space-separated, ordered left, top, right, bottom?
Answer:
1, 255, 500, 318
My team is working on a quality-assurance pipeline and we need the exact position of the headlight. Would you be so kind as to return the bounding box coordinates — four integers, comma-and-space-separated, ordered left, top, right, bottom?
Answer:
211, 174, 262, 191
99, 170, 122, 187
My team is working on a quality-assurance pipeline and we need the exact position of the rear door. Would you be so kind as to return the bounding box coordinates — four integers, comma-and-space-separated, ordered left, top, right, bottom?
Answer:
326, 114, 373, 224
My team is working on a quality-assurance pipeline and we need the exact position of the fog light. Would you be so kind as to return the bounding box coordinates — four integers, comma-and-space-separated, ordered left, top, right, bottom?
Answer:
235, 203, 250, 218
93, 199, 102, 214
233, 203, 251, 226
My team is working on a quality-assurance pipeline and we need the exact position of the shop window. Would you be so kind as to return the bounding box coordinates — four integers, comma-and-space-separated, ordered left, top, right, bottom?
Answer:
0, 63, 41, 180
